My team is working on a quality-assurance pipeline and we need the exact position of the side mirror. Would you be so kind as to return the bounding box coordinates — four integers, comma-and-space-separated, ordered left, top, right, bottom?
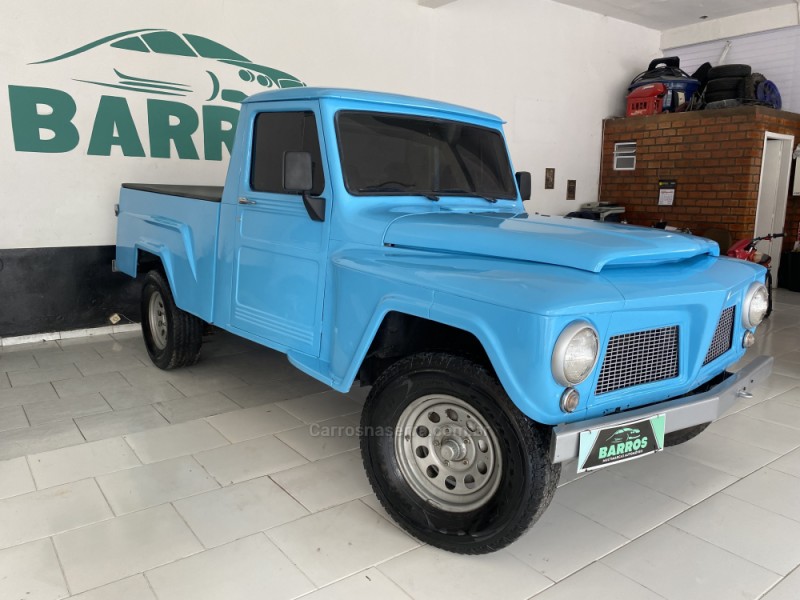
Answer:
515, 171, 531, 201
283, 151, 313, 193
283, 151, 326, 222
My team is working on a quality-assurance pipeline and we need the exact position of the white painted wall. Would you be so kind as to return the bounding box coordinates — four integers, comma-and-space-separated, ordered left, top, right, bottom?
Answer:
426, 0, 660, 215
0, 0, 660, 249
662, 3, 800, 48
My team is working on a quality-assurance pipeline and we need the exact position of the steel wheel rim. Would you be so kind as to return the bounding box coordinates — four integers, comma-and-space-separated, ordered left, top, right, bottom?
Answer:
148, 291, 168, 350
394, 394, 502, 513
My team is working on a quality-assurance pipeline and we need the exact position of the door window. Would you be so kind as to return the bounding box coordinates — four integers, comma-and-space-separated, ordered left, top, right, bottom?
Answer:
141, 32, 196, 57
250, 112, 325, 195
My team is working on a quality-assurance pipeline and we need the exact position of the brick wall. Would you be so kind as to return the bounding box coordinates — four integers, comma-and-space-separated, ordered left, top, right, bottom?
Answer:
599, 106, 800, 252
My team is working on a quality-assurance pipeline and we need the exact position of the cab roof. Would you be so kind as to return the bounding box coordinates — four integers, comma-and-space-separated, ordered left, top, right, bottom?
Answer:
242, 87, 503, 123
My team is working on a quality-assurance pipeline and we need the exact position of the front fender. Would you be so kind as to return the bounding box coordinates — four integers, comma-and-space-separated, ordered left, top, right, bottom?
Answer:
326, 254, 434, 389
428, 293, 571, 424
324, 247, 609, 423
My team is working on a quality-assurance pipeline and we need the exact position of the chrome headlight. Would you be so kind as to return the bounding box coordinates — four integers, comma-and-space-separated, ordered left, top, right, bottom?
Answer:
552, 321, 600, 387
742, 282, 769, 329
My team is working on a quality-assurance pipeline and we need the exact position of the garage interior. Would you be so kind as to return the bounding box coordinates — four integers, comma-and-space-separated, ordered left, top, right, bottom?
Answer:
1, 1, 800, 599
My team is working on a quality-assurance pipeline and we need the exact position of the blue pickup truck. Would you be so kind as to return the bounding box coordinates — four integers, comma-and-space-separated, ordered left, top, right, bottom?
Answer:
115, 88, 772, 554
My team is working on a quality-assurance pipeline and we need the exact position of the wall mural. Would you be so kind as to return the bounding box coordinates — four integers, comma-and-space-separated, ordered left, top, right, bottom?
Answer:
7, 29, 305, 160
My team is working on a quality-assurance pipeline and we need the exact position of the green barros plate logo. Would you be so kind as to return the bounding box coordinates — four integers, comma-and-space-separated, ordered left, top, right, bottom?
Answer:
577, 414, 666, 472
7, 29, 306, 160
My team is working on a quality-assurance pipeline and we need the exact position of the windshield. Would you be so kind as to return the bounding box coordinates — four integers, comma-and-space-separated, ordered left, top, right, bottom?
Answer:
336, 111, 517, 200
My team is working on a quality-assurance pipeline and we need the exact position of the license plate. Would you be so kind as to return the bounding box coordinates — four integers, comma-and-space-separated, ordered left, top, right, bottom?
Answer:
577, 414, 666, 473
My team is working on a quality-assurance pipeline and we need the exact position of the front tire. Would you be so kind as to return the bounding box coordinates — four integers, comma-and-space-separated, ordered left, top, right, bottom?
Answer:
765, 271, 774, 319
360, 352, 560, 554
141, 270, 204, 370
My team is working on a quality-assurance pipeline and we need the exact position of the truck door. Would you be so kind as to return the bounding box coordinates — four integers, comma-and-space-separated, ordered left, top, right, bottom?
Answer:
229, 104, 329, 356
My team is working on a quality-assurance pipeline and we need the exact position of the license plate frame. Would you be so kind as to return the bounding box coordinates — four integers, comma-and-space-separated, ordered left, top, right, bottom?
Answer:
577, 413, 666, 473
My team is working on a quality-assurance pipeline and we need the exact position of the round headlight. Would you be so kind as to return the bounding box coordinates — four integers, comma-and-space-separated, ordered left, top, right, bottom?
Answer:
552, 321, 600, 387
742, 282, 769, 329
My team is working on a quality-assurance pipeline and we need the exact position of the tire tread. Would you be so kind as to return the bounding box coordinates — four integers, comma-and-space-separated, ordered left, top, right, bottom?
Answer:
141, 270, 203, 369
361, 352, 560, 554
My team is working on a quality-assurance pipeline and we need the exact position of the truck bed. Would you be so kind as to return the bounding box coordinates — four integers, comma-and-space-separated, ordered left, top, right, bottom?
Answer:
121, 184, 223, 202
115, 184, 222, 323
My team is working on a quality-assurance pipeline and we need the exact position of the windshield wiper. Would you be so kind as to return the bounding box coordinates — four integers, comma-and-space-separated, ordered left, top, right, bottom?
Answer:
358, 184, 439, 201
435, 188, 498, 203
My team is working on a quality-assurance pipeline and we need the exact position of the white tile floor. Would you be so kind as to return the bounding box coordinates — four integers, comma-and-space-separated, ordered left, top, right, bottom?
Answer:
0, 290, 798, 600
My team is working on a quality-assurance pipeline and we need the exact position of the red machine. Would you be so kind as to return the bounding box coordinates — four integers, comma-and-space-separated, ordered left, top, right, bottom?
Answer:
626, 83, 666, 117
727, 232, 784, 317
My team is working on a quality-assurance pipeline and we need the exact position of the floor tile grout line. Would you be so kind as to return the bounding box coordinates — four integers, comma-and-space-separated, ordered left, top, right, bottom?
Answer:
150, 401, 172, 424
73, 417, 88, 442
756, 562, 800, 599
301, 540, 422, 592
293, 565, 414, 600
266, 474, 314, 517
31, 464, 216, 519
166, 379, 188, 398
614, 441, 800, 512
356, 493, 411, 532
705, 415, 800, 454
121, 434, 146, 464
668, 508, 796, 578
547, 466, 783, 583
219, 387, 249, 409
547, 494, 679, 573
716, 468, 800, 522
143, 570, 163, 600
594, 555, 674, 600
169, 500, 208, 551
186, 453, 222, 490
373, 543, 524, 599
23, 453, 39, 491
92, 476, 118, 517
597, 447, 800, 576
21, 401, 32, 427
501, 544, 559, 587
256, 531, 320, 591
48, 535, 74, 597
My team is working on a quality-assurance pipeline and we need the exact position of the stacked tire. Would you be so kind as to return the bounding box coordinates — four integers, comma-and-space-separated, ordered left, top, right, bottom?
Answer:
704, 64, 778, 108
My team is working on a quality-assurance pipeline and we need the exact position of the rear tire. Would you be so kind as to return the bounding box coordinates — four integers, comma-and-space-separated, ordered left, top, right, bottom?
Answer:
360, 352, 560, 554
141, 270, 204, 370
664, 422, 710, 447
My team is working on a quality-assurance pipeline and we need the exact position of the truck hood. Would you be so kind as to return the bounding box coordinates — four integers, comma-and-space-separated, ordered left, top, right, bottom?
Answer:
382, 212, 719, 273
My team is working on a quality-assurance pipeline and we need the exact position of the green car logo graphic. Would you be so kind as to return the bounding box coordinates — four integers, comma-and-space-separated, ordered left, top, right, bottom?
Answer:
604, 427, 641, 444
31, 29, 305, 104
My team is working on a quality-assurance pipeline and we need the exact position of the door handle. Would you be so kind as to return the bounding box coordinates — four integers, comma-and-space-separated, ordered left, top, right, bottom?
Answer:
238, 197, 257, 205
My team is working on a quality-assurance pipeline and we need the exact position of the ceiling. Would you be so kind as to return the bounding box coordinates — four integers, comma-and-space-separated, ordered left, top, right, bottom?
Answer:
548, 0, 793, 30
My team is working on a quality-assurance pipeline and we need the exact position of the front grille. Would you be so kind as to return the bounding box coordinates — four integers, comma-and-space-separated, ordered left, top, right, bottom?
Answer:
596, 326, 679, 395
703, 306, 735, 365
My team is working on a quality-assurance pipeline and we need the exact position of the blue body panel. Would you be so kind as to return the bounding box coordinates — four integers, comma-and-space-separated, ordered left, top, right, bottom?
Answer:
383, 212, 719, 273
115, 189, 219, 322
115, 87, 768, 426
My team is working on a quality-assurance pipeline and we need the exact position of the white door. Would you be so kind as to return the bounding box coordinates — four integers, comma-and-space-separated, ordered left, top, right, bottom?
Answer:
754, 136, 792, 284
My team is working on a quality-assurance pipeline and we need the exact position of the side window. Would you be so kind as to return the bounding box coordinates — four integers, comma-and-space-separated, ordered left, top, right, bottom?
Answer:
110, 36, 150, 53
250, 112, 325, 195
142, 32, 196, 57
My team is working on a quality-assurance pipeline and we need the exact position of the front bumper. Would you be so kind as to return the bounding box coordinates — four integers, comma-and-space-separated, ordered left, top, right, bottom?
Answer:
549, 355, 773, 463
